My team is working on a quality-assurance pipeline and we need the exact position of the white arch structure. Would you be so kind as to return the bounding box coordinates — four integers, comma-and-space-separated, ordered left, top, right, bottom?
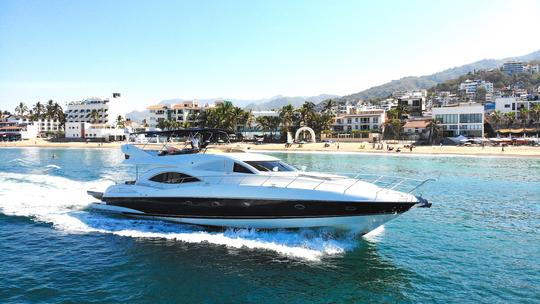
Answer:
295, 127, 316, 143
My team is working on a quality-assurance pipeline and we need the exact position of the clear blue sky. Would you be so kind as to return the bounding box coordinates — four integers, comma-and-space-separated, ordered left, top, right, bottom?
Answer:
1, 0, 539, 112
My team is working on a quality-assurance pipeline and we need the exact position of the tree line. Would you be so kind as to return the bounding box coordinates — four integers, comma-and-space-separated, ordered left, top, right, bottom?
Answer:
11, 101, 66, 126
154, 100, 336, 140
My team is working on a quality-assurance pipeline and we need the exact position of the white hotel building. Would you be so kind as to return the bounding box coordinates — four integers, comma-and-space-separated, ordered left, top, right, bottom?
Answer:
432, 103, 484, 137
65, 93, 126, 140
7, 117, 61, 136
332, 109, 386, 132
146, 100, 222, 128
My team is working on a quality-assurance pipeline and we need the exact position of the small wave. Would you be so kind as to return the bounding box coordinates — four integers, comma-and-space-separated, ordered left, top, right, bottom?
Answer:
6, 158, 35, 167
363, 225, 385, 242
45, 164, 61, 169
0, 172, 361, 261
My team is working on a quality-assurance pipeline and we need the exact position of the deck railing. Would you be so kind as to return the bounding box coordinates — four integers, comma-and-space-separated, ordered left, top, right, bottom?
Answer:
133, 171, 434, 198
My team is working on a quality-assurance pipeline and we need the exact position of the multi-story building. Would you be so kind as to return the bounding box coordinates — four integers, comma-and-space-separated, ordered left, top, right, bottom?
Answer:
6, 116, 61, 135
379, 98, 397, 111
433, 103, 484, 137
65, 122, 125, 141
0, 117, 39, 140
397, 90, 427, 116
459, 79, 494, 101
146, 105, 169, 127
502, 61, 524, 74
170, 100, 205, 123
65, 93, 124, 125
146, 100, 221, 128
332, 109, 385, 132
64, 93, 126, 140
334, 101, 356, 115
531, 65, 539, 74
495, 97, 540, 120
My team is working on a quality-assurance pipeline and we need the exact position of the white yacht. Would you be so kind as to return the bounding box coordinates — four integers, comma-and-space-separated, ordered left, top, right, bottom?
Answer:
89, 129, 433, 234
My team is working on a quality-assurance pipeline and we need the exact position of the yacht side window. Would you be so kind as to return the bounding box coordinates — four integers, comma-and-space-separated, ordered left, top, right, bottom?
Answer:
233, 163, 254, 174
245, 161, 295, 172
149, 172, 200, 184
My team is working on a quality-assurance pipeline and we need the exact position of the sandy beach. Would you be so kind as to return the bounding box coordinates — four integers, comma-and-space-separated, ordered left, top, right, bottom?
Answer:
1, 138, 540, 157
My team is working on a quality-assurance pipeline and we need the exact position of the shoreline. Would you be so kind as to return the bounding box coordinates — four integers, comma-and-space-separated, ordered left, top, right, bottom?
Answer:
1, 139, 539, 158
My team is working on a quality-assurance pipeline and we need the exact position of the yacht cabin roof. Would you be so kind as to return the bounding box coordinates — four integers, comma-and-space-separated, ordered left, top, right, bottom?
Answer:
122, 144, 280, 167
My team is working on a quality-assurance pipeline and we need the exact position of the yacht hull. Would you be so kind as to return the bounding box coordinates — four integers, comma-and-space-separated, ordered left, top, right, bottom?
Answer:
131, 213, 401, 233
92, 196, 415, 233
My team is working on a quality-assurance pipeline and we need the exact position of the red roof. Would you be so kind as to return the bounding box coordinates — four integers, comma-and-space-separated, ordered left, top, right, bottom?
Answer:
403, 120, 429, 128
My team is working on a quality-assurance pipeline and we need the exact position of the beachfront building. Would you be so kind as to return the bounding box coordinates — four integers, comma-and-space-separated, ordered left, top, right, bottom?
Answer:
502, 61, 524, 74
0, 117, 39, 140
4, 116, 61, 136
65, 93, 124, 125
64, 93, 126, 141
495, 97, 540, 120
403, 119, 430, 140
432, 103, 484, 137
332, 109, 385, 132
65, 122, 125, 141
4, 116, 62, 136
145, 100, 221, 128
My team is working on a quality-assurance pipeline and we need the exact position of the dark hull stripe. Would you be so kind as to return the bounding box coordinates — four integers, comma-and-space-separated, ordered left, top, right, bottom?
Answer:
122, 211, 407, 219
104, 197, 415, 218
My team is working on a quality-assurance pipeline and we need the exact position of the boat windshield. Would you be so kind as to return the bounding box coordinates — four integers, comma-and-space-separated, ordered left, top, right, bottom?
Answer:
245, 161, 296, 172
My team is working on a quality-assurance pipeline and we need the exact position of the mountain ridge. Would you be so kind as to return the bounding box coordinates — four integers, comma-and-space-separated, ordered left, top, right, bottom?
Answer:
337, 50, 540, 102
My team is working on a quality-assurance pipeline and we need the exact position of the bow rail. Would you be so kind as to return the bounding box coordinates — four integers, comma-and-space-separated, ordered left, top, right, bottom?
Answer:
131, 170, 435, 195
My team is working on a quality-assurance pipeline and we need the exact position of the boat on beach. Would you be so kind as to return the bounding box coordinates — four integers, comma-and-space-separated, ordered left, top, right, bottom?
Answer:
88, 129, 433, 234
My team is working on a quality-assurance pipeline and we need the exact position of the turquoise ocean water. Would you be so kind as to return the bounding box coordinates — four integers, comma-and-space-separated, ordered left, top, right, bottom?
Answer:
0, 148, 539, 303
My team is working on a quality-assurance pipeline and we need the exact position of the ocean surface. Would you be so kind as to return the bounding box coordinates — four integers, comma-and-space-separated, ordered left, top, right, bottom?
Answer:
0, 148, 539, 303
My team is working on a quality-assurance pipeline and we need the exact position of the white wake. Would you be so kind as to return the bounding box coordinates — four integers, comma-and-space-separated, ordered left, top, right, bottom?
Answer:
0, 172, 368, 261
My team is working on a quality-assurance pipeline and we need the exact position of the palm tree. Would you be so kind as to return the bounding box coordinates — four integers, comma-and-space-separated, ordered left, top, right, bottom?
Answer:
504, 112, 516, 128
320, 113, 334, 133
45, 100, 55, 120
268, 116, 281, 138
278, 104, 295, 134
231, 106, 246, 132
116, 115, 125, 128
426, 119, 441, 144
15, 102, 28, 116
32, 102, 45, 120
322, 99, 336, 114
531, 103, 540, 127
395, 104, 410, 120
519, 108, 530, 126
297, 101, 316, 127
382, 118, 404, 140
90, 109, 100, 123
387, 108, 400, 120
52, 102, 65, 129
256, 116, 271, 136
156, 120, 167, 130
490, 110, 503, 131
